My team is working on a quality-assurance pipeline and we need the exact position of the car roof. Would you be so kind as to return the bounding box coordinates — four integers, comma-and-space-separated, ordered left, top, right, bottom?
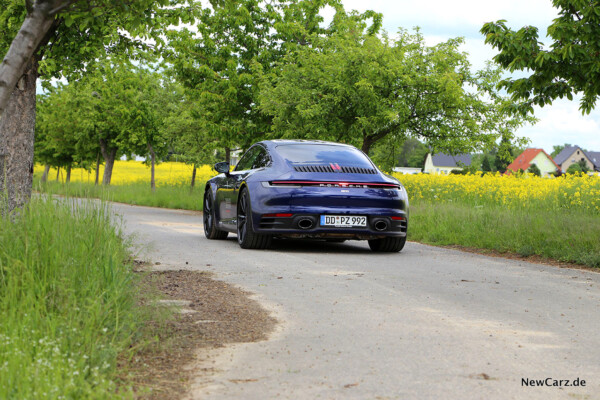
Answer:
261, 139, 356, 149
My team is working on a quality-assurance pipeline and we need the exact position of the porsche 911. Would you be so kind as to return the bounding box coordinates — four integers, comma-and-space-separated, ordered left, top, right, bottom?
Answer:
203, 140, 409, 252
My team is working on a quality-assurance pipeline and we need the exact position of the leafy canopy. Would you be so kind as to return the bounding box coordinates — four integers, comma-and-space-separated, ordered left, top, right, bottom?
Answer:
260, 15, 533, 158
481, 1, 600, 115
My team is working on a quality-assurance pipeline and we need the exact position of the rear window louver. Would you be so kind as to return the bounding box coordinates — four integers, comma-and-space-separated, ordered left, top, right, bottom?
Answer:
293, 165, 377, 174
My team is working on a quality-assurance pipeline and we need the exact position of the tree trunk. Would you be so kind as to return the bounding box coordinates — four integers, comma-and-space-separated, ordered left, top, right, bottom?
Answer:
94, 151, 100, 185
361, 137, 374, 155
0, 1, 56, 117
41, 164, 50, 183
0, 58, 38, 214
149, 143, 156, 193
65, 165, 71, 183
190, 163, 197, 190
99, 138, 117, 185
225, 147, 231, 164
56, 166, 60, 182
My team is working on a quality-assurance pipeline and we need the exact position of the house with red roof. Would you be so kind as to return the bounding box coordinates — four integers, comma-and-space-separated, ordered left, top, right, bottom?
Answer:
506, 148, 559, 177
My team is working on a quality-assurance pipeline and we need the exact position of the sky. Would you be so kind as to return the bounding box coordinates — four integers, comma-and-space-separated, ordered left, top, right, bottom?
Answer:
334, 0, 600, 153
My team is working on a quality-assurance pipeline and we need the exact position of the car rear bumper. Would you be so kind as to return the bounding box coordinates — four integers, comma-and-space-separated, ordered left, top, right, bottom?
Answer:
253, 211, 408, 239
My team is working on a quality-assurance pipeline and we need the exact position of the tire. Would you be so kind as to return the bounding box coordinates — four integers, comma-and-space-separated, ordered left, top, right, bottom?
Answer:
203, 189, 228, 240
237, 188, 272, 249
368, 236, 406, 252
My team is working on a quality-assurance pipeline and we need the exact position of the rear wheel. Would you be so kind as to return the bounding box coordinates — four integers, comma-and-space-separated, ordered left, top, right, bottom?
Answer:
203, 189, 228, 240
237, 188, 272, 249
368, 236, 406, 252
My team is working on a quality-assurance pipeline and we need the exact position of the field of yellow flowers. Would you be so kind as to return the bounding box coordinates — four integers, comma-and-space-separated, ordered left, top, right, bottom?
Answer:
36, 161, 215, 187
393, 172, 600, 214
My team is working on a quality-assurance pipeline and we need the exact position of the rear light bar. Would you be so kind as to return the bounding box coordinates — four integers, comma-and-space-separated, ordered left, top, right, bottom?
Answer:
262, 213, 293, 218
270, 181, 400, 189
390, 216, 405, 221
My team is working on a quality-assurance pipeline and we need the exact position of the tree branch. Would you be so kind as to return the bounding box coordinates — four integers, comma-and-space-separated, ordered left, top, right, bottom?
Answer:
0, 1, 57, 118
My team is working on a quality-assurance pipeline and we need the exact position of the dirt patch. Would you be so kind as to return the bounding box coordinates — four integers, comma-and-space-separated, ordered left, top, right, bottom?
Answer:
120, 267, 277, 399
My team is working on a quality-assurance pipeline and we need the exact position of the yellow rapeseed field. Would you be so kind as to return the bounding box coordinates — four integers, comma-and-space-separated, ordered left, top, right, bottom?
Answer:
393, 172, 600, 213
35, 161, 215, 187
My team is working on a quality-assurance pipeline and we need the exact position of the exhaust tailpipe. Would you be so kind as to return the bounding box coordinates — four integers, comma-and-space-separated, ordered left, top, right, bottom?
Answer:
374, 220, 388, 231
298, 218, 314, 230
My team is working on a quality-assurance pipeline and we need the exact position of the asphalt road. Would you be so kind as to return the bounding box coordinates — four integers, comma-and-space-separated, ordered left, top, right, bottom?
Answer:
113, 202, 600, 400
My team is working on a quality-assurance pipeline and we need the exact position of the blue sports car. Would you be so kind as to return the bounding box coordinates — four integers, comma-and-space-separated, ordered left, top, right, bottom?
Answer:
203, 140, 409, 252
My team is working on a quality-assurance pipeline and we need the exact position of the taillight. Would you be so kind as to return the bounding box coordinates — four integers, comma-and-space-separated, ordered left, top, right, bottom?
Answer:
262, 213, 293, 218
390, 216, 405, 221
270, 181, 400, 189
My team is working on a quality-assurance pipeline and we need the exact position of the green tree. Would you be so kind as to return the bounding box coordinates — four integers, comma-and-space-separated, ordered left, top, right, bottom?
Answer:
260, 17, 532, 157
0, 0, 198, 212
528, 163, 541, 177
166, 0, 347, 162
481, 154, 493, 172
495, 133, 515, 173
551, 143, 572, 157
577, 159, 590, 173
35, 84, 98, 182
481, 2, 600, 115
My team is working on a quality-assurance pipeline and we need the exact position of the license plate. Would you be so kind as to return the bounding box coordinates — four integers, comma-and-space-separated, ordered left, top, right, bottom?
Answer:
320, 215, 367, 227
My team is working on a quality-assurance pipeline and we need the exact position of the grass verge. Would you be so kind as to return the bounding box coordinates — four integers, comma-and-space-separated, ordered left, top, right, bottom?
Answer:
0, 197, 156, 398
35, 180, 205, 211
409, 202, 600, 268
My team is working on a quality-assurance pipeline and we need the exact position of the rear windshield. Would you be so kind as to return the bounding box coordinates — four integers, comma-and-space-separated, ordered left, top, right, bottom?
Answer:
275, 144, 373, 167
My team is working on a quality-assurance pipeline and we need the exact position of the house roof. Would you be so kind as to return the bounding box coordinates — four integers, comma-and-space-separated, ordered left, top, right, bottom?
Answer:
553, 145, 600, 170
507, 148, 560, 173
554, 145, 578, 166
587, 151, 600, 170
431, 153, 471, 168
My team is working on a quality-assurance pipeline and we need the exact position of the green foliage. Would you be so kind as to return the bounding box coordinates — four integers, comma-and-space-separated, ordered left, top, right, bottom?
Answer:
495, 133, 515, 173
567, 163, 583, 174
0, 197, 147, 397
481, 2, 600, 114
36, 84, 98, 171
577, 159, 591, 173
260, 16, 533, 155
528, 163, 541, 176
36, 62, 178, 184
0, 0, 199, 83
552, 143, 571, 157
481, 154, 493, 172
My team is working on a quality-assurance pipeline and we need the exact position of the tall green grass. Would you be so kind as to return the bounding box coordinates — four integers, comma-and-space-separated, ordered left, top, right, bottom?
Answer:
0, 197, 145, 398
409, 202, 600, 268
36, 180, 204, 211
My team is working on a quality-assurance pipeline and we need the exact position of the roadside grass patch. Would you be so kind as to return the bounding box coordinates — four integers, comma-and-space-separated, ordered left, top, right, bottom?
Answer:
35, 180, 204, 211
409, 202, 600, 268
0, 197, 155, 398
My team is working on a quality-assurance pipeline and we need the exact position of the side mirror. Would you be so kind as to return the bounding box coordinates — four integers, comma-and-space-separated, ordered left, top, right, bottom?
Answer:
214, 162, 230, 174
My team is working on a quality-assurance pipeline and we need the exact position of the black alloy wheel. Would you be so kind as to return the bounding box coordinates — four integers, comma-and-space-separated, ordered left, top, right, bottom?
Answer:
368, 236, 406, 252
203, 190, 228, 240
237, 188, 272, 249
